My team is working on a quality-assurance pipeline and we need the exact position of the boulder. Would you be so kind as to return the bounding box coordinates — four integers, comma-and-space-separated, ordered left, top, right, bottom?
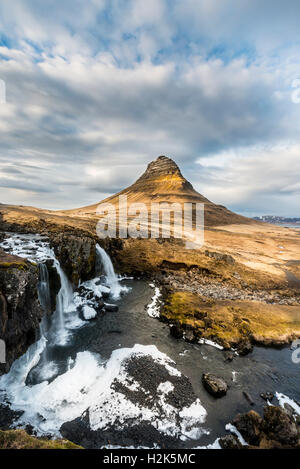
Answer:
237, 339, 253, 356
263, 406, 299, 446
81, 305, 97, 321
260, 392, 274, 402
202, 373, 228, 398
104, 304, 119, 313
51, 234, 96, 285
233, 410, 263, 446
44, 259, 61, 312
184, 326, 197, 343
169, 323, 183, 339
224, 351, 235, 362
219, 434, 242, 449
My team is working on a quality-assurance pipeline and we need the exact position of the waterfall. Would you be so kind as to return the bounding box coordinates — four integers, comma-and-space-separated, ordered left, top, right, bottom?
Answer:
96, 244, 123, 299
38, 263, 51, 314
52, 257, 74, 346
37, 251, 74, 346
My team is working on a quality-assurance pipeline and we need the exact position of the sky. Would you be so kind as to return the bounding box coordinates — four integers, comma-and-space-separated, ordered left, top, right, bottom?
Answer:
0, 0, 300, 216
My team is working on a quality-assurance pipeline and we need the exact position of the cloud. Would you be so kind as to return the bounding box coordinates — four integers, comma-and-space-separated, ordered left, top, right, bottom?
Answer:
194, 143, 300, 216
0, 0, 299, 214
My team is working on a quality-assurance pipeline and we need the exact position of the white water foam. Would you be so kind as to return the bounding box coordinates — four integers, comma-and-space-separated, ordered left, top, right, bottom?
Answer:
194, 439, 221, 449
198, 338, 224, 350
225, 423, 248, 446
276, 392, 300, 415
147, 285, 161, 318
0, 344, 207, 442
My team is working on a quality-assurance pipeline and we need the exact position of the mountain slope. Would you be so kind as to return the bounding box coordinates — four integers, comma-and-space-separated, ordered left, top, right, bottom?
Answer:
67, 155, 252, 226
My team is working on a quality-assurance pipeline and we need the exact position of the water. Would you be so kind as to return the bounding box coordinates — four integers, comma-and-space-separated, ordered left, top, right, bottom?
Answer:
1, 234, 77, 347
0, 234, 300, 448
96, 244, 127, 299
38, 263, 51, 314
51, 258, 74, 346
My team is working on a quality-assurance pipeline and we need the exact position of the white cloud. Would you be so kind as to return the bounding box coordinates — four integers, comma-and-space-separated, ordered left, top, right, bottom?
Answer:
0, 0, 299, 215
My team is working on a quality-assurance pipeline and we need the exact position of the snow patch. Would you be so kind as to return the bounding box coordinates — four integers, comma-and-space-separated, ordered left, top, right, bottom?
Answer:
199, 338, 224, 350
147, 286, 161, 318
225, 423, 248, 446
276, 392, 300, 415
82, 305, 97, 320
0, 344, 207, 442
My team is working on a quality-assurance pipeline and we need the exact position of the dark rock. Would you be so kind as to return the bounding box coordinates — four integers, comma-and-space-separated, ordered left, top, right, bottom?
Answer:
95, 299, 105, 312
60, 411, 95, 449
219, 434, 242, 449
282, 403, 296, 418
260, 392, 274, 402
263, 406, 298, 446
51, 234, 96, 285
204, 250, 235, 265
202, 373, 228, 398
76, 285, 92, 297
237, 340, 253, 356
25, 424, 36, 436
203, 317, 213, 329
233, 410, 263, 446
224, 351, 234, 362
44, 259, 61, 312
194, 311, 207, 320
184, 327, 197, 343
104, 304, 118, 312
0, 251, 43, 375
0, 404, 23, 430
169, 323, 183, 339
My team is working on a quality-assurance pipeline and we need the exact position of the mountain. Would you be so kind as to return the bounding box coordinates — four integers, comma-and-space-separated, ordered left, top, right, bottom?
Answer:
67, 155, 252, 226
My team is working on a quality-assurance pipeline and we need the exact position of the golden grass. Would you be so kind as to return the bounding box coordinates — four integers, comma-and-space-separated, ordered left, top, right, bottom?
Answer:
162, 291, 300, 348
0, 429, 82, 449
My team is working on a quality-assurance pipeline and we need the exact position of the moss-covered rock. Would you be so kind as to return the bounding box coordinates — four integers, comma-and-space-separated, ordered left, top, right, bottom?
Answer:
0, 429, 82, 449
161, 290, 300, 349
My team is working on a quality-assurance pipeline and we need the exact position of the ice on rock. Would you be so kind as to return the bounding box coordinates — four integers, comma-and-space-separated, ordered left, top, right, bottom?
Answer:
82, 305, 97, 320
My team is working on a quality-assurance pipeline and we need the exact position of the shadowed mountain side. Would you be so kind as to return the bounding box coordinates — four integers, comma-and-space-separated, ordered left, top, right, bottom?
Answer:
64, 156, 253, 227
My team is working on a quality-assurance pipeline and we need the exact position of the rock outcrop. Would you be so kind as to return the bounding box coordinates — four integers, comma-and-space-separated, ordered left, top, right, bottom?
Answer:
202, 373, 228, 398
0, 250, 43, 375
51, 234, 96, 285
60, 352, 206, 449
0, 429, 82, 449
232, 405, 300, 449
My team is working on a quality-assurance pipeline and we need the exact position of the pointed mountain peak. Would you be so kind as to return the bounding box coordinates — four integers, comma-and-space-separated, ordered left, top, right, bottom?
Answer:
144, 155, 182, 177
135, 155, 189, 190
72, 154, 250, 227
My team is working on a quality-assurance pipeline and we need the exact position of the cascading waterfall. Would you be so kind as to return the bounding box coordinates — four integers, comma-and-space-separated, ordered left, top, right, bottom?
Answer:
96, 244, 125, 299
0, 234, 137, 439
0, 233, 75, 347
52, 257, 74, 346
38, 263, 51, 314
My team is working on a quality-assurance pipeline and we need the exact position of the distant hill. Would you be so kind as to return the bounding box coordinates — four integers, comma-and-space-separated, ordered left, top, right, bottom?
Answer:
253, 215, 300, 225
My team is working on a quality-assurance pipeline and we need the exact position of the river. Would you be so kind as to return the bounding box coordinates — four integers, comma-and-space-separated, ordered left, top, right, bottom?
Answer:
0, 233, 299, 448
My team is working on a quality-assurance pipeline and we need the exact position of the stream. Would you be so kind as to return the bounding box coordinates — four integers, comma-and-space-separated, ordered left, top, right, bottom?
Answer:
0, 233, 300, 448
